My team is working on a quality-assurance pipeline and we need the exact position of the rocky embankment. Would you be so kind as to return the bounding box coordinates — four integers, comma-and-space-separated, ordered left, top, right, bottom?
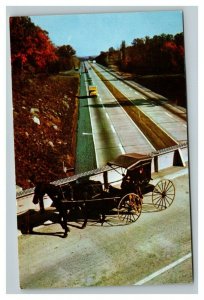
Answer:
12, 72, 79, 189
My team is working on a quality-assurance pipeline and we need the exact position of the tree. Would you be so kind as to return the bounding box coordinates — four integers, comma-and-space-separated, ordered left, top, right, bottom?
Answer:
95, 32, 185, 75
57, 45, 76, 57
162, 40, 184, 73
55, 45, 76, 71
120, 40, 128, 70
108, 47, 115, 53
95, 51, 109, 66
10, 17, 58, 73
132, 38, 144, 47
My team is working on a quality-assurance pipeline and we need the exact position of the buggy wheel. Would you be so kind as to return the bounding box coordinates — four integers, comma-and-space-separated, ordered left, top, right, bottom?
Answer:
118, 193, 142, 224
152, 179, 175, 210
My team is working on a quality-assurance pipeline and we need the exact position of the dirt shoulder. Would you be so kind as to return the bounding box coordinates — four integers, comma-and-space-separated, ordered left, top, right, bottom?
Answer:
12, 71, 79, 189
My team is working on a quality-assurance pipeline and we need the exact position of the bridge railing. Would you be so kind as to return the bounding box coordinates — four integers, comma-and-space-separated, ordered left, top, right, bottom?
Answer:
16, 142, 188, 199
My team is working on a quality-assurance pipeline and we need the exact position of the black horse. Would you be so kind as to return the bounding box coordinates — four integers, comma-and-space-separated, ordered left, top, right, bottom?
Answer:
33, 182, 70, 237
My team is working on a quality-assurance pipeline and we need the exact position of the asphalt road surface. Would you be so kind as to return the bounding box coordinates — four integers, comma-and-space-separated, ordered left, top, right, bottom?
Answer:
92, 63, 187, 144
75, 62, 187, 171
82, 63, 155, 167
18, 167, 193, 289
75, 68, 97, 174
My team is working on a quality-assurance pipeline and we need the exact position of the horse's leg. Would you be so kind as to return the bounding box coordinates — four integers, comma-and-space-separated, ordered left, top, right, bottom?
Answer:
99, 202, 106, 225
39, 201, 45, 213
58, 206, 70, 236
99, 212, 106, 225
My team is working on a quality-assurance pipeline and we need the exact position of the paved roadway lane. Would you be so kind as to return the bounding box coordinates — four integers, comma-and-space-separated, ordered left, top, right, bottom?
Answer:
75, 69, 97, 174
93, 64, 188, 144
18, 167, 192, 289
85, 63, 155, 167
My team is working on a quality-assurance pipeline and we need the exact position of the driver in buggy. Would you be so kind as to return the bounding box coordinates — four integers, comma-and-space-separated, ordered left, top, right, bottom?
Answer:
121, 168, 145, 199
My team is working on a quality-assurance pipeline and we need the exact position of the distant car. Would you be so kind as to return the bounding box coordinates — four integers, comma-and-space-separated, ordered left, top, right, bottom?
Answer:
75, 67, 79, 71
88, 86, 98, 97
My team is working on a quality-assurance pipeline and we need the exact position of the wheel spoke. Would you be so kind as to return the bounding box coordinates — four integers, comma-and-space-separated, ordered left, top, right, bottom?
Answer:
154, 196, 163, 204
165, 194, 174, 202
155, 202, 163, 209
153, 189, 162, 195
118, 193, 142, 224
152, 180, 175, 210
166, 193, 174, 200
126, 210, 131, 223
162, 180, 166, 192
153, 194, 163, 201
165, 182, 173, 193
157, 182, 163, 193
164, 197, 171, 207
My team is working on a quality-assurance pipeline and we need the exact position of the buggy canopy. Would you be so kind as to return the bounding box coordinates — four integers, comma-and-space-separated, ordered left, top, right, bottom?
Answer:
107, 153, 152, 170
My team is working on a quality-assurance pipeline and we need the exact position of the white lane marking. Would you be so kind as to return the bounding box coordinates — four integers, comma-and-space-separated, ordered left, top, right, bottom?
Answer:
89, 65, 128, 158
119, 144, 125, 154
134, 252, 192, 285
111, 124, 116, 133
133, 91, 146, 99
106, 112, 110, 120
82, 132, 93, 136
165, 112, 175, 119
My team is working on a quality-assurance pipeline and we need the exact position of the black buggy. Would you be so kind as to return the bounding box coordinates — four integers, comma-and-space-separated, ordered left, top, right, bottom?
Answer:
57, 152, 176, 228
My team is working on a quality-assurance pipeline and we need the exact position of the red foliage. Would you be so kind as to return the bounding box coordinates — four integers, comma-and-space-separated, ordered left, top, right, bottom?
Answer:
97, 32, 185, 74
163, 41, 184, 57
10, 17, 58, 72
163, 41, 177, 51
163, 41, 184, 70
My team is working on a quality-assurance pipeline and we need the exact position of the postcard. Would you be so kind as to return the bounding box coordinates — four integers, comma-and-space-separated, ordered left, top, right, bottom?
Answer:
9, 10, 192, 289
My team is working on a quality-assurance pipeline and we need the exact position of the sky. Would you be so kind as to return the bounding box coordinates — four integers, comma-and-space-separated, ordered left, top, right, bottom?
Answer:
31, 10, 183, 57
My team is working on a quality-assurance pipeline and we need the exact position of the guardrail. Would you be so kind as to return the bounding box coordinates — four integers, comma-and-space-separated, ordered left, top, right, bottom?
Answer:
16, 142, 188, 199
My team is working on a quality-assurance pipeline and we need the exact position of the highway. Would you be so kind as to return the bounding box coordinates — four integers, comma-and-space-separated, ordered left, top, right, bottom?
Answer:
84, 63, 156, 167
75, 62, 188, 169
92, 63, 187, 144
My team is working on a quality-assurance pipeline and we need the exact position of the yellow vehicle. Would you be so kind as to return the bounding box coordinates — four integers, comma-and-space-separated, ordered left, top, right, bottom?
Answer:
88, 86, 98, 97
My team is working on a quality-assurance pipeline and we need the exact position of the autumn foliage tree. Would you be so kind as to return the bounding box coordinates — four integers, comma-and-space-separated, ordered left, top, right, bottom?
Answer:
10, 17, 58, 73
10, 17, 80, 189
96, 32, 185, 75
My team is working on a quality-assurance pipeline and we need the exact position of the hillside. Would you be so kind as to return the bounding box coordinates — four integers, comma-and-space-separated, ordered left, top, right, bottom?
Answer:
12, 72, 79, 189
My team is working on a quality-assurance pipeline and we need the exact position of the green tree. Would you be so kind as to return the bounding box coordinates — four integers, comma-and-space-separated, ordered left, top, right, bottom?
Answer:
55, 45, 76, 71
